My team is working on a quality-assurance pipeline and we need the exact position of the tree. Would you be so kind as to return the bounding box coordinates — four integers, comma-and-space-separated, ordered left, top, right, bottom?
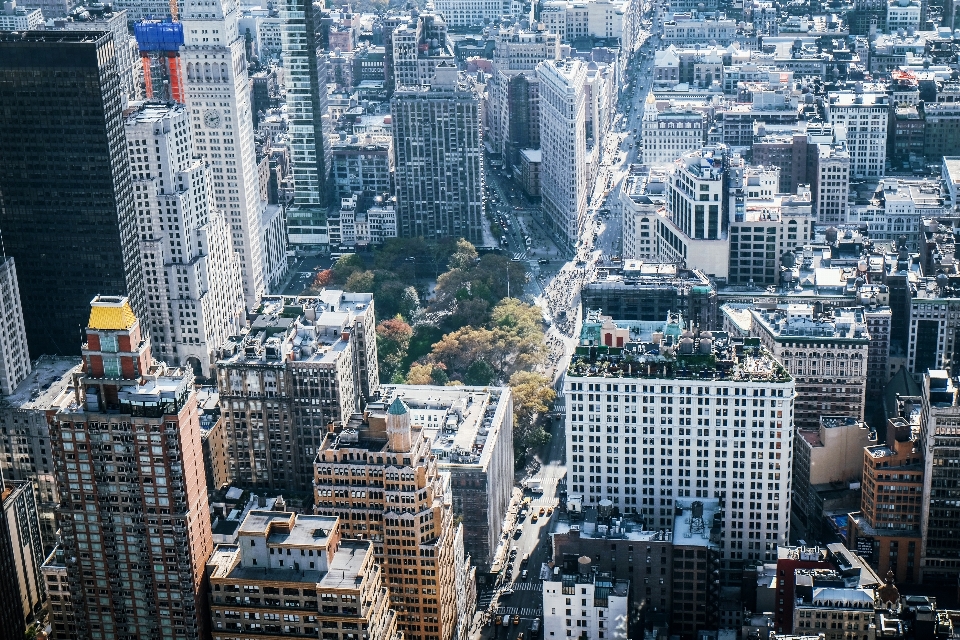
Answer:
376, 317, 414, 383
344, 269, 375, 293
426, 299, 547, 383
509, 371, 556, 454
331, 253, 365, 285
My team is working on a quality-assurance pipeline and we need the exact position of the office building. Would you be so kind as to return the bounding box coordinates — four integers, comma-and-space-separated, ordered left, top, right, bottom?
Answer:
392, 65, 483, 244
581, 261, 717, 329
0, 31, 145, 357
125, 102, 246, 378
58, 6, 140, 107
906, 276, 960, 376
825, 91, 889, 179
0, 357, 79, 546
49, 295, 213, 640
281, 0, 332, 251
658, 145, 730, 280
206, 511, 401, 640
182, 0, 266, 309
109, 0, 174, 21
216, 293, 379, 494
641, 98, 707, 166
487, 25, 559, 165
813, 138, 852, 225
314, 396, 477, 640
539, 58, 588, 251
330, 134, 394, 200
564, 312, 795, 578
542, 560, 629, 640
847, 401, 923, 584
750, 305, 869, 430
619, 170, 667, 261
391, 12, 455, 89
556, 500, 721, 636
0, 258, 30, 396
0, 475, 45, 632
363, 385, 514, 571
918, 371, 960, 587
434, 0, 508, 27
792, 416, 874, 534
197, 387, 230, 491
0, 0, 42, 30
539, 0, 638, 47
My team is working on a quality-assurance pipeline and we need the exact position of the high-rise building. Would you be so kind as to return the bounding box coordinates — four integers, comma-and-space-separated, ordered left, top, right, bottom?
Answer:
538, 58, 588, 251
657, 145, 731, 279
0, 474, 45, 634
314, 397, 477, 640
825, 91, 888, 180
392, 64, 484, 243
0, 257, 31, 395
564, 312, 795, 579
49, 295, 213, 640
487, 25, 559, 165
216, 292, 379, 494
918, 370, 960, 587
41, 545, 76, 640
124, 102, 246, 377
750, 305, 869, 430
362, 385, 515, 572
0, 31, 145, 357
207, 511, 401, 640
0, 357, 80, 546
391, 12, 455, 89
181, 0, 266, 308
281, 0, 332, 251
58, 6, 141, 106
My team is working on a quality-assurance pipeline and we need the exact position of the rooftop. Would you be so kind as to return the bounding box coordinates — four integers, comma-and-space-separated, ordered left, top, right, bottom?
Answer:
750, 305, 869, 342
369, 385, 510, 468
568, 313, 790, 383
239, 511, 338, 548
3, 356, 79, 408
87, 295, 137, 331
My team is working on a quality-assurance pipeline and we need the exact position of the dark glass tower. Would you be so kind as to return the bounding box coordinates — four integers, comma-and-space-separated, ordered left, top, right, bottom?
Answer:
0, 31, 144, 357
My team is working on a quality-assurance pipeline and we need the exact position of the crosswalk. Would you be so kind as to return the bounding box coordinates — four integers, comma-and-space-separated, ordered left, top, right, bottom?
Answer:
513, 251, 528, 261
496, 606, 543, 617
478, 592, 496, 609
510, 582, 541, 592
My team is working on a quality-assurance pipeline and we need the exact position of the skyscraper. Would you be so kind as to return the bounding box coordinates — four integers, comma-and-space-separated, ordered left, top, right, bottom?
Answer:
0, 475, 46, 631
392, 64, 483, 243
0, 31, 145, 357
50, 295, 213, 640
281, 0, 332, 250
314, 397, 477, 640
124, 101, 245, 377
538, 58, 588, 252
181, 0, 266, 308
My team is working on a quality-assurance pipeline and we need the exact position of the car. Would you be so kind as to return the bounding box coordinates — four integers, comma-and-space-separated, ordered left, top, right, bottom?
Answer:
547, 507, 554, 515
503, 615, 512, 627
502, 588, 515, 596
496, 616, 503, 626
515, 525, 523, 537
521, 569, 529, 580
539, 507, 546, 515
514, 616, 521, 625
538, 258, 549, 265
531, 514, 539, 523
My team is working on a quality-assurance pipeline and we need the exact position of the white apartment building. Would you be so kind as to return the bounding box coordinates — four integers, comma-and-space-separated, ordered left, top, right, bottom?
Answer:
539, 58, 589, 250
0, 1, 43, 30
825, 91, 888, 179
641, 96, 707, 165
434, 0, 509, 27
657, 145, 730, 279
543, 569, 629, 640
813, 139, 851, 225
125, 102, 246, 377
564, 313, 795, 570
181, 0, 266, 309
539, 0, 635, 43
620, 169, 668, 260
887, 0, 920, 32
661, 15, 737, 46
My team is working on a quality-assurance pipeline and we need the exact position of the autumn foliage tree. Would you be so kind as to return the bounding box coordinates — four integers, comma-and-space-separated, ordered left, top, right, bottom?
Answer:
376, 317, 414, 383
509, 371, 556, 453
